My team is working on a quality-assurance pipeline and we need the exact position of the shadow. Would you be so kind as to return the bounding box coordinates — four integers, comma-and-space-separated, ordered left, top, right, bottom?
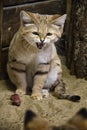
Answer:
5, 80, 16, 92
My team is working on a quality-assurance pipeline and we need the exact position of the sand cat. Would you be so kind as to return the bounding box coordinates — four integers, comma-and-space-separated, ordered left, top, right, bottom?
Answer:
24, 108, 87, 130
7, 11, 80, 105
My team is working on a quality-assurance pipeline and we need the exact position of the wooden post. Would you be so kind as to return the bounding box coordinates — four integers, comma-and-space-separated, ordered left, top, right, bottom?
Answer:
0, 1, 3, 79
65, 0, 72, 68
66, 0, 87, 79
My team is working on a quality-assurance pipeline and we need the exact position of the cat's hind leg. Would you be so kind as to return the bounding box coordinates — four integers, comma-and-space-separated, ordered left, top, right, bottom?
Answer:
45, 60, 81, 102
41, 89, 49, 98
53, 79, 81, 102
51, 72, 81, 102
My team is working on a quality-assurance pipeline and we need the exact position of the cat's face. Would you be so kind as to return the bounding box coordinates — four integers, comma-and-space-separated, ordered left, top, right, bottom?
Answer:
20, 11, 66, 49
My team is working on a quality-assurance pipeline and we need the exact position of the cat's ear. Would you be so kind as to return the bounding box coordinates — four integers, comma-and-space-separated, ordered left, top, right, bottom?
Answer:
24, 110, 36, 127
76, 108, 87, 118
20, 11, 38, 26
52, 14, 67, 27
20, 11, 32, 25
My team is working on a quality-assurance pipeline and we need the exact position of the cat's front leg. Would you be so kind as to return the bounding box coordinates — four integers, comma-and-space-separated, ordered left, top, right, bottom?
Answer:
7, 62, 27, 106
31, 75, 47, 100
31, 63, 50, 100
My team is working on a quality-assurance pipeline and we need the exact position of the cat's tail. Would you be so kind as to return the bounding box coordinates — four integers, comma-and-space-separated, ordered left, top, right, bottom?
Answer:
58, 94, 81, 102
53, 92, 81, 102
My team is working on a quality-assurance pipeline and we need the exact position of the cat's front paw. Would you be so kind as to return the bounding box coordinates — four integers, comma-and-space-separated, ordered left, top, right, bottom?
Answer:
16, 89, 26, 96
31, 93, 43, 100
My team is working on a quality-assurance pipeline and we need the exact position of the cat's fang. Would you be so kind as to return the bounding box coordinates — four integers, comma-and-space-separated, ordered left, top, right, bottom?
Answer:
36, 43, 44, 49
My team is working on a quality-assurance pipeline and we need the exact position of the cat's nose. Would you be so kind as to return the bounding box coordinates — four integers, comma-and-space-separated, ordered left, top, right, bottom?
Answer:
41, 40, 44, 43
40, 39, 45, 43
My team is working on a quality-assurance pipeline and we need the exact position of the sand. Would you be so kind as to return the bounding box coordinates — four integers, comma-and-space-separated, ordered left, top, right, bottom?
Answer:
0, 56, 87, 130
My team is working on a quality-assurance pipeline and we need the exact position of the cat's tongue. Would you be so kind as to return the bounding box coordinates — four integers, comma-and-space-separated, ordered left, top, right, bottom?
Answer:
36, 43, 44, 49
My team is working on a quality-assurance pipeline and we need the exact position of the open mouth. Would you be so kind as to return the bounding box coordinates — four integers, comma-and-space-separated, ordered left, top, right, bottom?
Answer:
36, 42, 44, 49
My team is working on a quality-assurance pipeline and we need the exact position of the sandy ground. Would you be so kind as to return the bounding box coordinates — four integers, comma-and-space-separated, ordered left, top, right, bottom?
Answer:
0, 56, 87, 130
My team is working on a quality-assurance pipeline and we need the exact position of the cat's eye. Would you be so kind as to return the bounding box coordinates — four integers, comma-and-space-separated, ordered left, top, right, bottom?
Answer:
47, 33, 52, 36
32, 32, 39, 35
